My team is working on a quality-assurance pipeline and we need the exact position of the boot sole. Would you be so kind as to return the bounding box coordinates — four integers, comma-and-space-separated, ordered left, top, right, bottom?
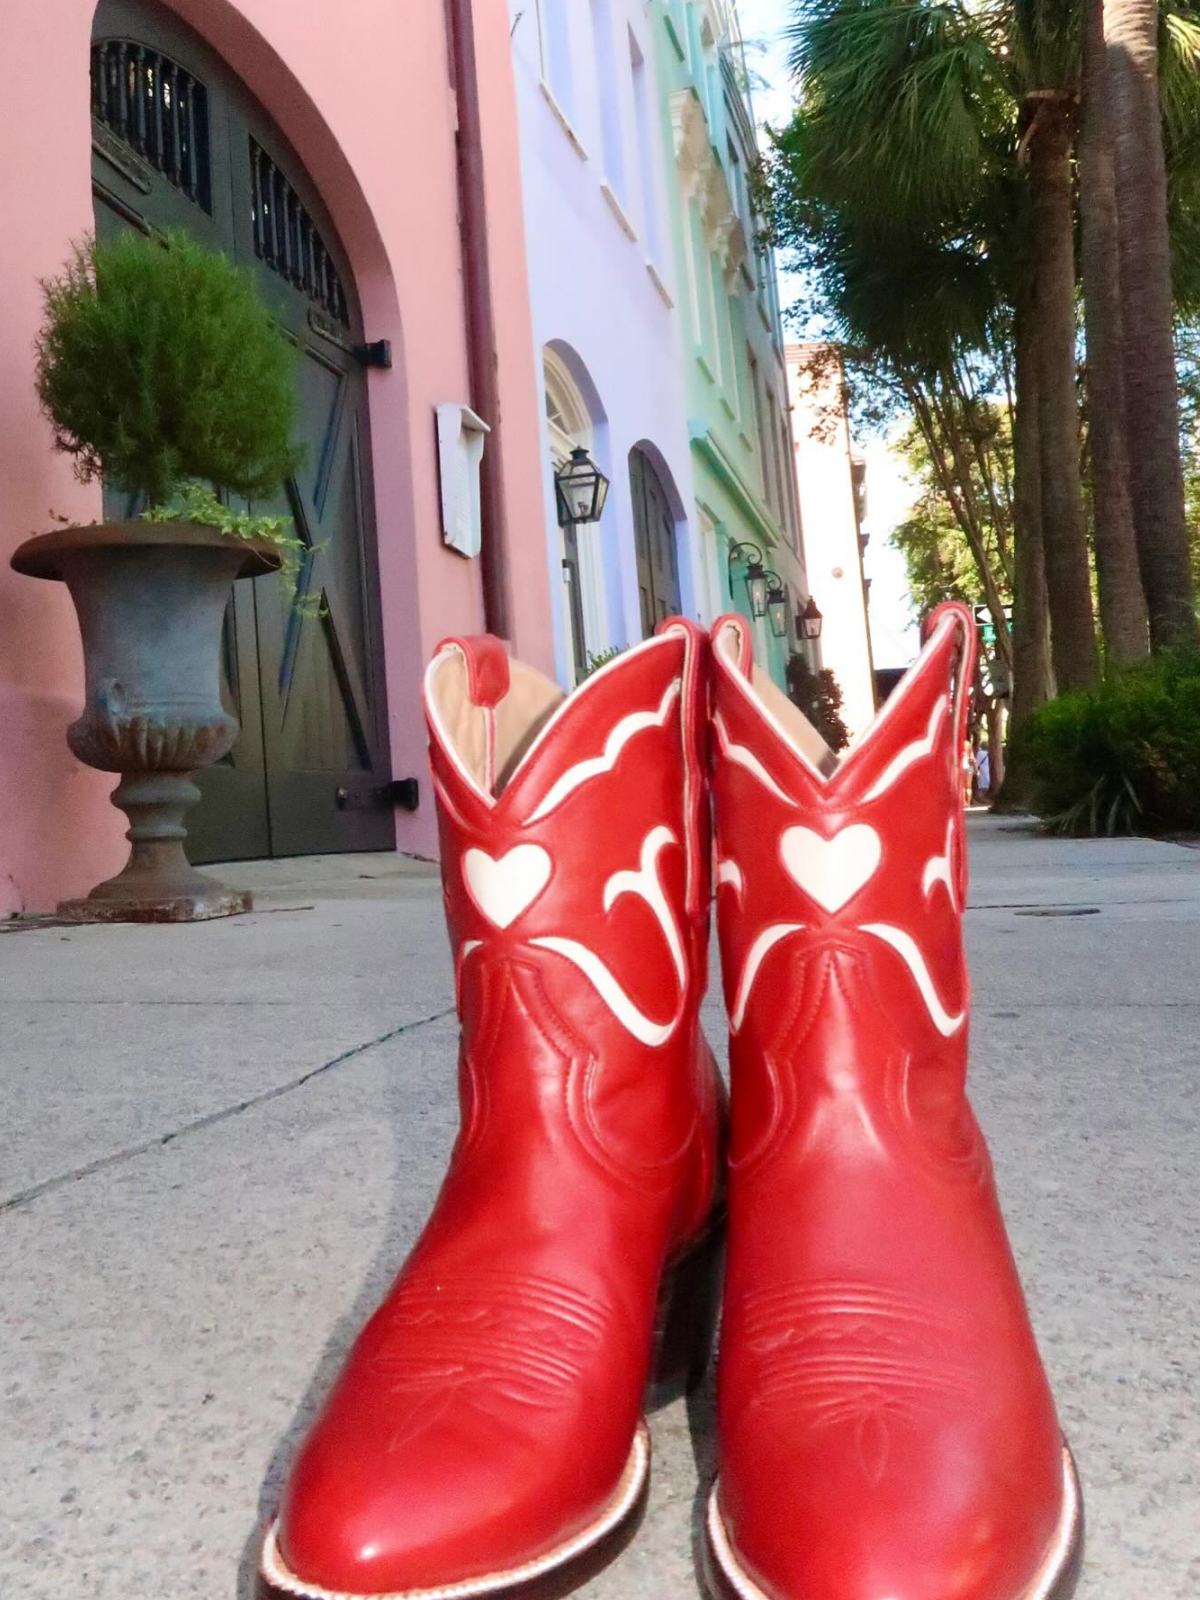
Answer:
257, 1222, 724, 1600
258, 1423, 649, 1600
700, 1441, 1085, 1600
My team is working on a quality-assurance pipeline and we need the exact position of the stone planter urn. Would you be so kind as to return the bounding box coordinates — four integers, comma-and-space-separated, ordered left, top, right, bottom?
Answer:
11, 520, 280, 922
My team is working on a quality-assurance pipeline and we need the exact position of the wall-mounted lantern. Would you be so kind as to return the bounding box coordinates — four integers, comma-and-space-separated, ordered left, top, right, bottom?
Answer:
766, 581, 788, 639
555, 446, 610, 526
798, 595, 824, 641
728, 540, 771, 618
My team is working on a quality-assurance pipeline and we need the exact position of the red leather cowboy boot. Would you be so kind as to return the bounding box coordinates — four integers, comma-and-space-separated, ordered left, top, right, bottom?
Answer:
703, 603, 1082, 1600
259, 619, 724, 1600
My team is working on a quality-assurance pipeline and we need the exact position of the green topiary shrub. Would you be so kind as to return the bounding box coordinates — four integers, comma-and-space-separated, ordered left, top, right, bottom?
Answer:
35, 230, 300, 510
1019, 650, 1200, 835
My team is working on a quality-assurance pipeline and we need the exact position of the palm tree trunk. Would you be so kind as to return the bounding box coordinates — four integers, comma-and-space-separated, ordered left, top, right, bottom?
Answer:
1011, 285, 1054, 729
1107, 0, 1200, 646
1079, 0, 1150, 663
905, 379, 1014, 678
1028, 100, 1100, 690
986, 702, 1006, 794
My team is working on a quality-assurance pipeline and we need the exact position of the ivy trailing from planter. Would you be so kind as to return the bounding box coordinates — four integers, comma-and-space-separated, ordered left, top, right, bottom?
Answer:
141, 482, 326, 617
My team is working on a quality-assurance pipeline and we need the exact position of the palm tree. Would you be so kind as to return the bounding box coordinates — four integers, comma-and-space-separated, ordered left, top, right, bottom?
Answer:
1107, 0, 1200, 645
1026, 87, 1101, 688
1011, 280, 1056, 723
1079, 0, 1152, 662
786, 0, 1100, 689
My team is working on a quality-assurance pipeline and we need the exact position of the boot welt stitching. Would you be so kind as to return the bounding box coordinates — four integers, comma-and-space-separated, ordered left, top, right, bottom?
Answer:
259, 1421, 650, 1600
705, 1443, 1081, 1600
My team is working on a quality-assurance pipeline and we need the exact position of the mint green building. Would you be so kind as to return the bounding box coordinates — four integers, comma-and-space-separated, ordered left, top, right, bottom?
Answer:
652, 0, 809, 687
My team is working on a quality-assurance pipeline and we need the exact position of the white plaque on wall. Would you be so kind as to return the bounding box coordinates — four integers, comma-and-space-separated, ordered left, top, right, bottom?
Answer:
436, 403, 490, 559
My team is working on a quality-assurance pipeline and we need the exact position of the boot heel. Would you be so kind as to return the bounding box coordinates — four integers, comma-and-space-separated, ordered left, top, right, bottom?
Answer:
646, 1218, 725, 1409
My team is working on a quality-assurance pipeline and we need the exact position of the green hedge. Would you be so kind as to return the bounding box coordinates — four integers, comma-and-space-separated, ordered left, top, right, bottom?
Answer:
1021, 650, 1200, 836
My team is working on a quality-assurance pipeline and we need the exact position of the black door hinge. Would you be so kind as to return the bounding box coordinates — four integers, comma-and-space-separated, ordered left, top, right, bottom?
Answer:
352, 338, 392, 369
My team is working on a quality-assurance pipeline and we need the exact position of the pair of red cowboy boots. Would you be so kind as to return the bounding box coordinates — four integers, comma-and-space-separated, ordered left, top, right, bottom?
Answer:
258, 607, 1082, 1600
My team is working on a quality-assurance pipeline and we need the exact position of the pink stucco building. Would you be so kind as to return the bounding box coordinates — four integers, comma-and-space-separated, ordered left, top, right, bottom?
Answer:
0, 0, 553, 915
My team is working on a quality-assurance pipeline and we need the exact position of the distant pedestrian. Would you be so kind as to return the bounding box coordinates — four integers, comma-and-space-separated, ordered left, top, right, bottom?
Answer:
977, 744, 991, 798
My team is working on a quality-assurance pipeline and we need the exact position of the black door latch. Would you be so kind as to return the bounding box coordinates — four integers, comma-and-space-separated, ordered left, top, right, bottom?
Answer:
336, 778, 419, 812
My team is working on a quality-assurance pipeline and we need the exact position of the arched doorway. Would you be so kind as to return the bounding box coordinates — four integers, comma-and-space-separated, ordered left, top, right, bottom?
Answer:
90, 0, 393, 861
628, 445, 681, 636
543, 347, 605, 684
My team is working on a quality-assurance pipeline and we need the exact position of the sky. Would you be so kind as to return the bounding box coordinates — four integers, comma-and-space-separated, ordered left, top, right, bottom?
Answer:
736, 0, 922, 667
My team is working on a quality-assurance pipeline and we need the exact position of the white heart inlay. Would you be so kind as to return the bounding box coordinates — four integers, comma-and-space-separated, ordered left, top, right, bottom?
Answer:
780, 824, 881, 913
463, 845, 552, 929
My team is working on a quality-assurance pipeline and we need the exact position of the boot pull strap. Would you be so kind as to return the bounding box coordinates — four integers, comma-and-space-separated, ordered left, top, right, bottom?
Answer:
711, 614, 755, 681
921, 602, 977, 760
657, 617, 710, 918
923, 602, 977, 902
426, 635, 512, 800
433, 635, 511, 708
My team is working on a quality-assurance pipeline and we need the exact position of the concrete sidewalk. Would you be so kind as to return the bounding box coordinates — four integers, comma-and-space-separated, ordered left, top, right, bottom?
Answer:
2, 816, 1197, 1598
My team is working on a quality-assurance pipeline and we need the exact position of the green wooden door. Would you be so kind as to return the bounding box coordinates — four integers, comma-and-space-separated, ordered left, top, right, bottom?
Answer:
90, 0, 394, 861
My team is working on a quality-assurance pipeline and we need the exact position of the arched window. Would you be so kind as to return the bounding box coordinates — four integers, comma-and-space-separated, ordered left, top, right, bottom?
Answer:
543, 348, 604, 684
544, 348, 593, 465
629, 445, 682, 636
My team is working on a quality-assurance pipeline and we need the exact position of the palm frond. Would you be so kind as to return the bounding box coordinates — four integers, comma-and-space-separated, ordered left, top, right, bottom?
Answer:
785, 0, 1006, 223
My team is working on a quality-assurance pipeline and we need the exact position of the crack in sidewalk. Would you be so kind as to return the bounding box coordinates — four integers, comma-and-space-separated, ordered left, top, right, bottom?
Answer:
0, 1005, 456, 1216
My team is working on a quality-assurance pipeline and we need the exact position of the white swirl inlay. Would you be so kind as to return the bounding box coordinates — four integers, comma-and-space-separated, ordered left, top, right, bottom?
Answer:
860, 923, 965, 1036
526, 682, 681, 822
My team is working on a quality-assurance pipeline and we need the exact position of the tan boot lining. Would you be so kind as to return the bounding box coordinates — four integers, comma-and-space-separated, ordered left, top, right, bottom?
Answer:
494, 662, 567, 790
714, 619, 838, 777
428, 648, 565, 796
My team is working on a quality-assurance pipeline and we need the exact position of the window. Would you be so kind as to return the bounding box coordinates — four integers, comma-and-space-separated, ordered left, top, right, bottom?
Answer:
538, 0, 575, 117
684, 202, 704, 345
544, 349, 606, 685
766, 389, 782, 512
591, 0, 626, 198
91, 40, 211, 212
544, 350, 593, 465
630, 28, 662, 263
781, 420, 800, 548
727, 137, 745, 226
698, 509, 725, 622
749, 352, 770, 503
707, 251, 726, 382
685, 0, 704, 74
250, 138, 348, 325
721, 292, 740, 416
749, 207, 762, 296
706, 60, 721, 131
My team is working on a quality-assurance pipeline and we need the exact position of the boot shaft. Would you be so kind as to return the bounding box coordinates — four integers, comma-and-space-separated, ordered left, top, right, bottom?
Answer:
422, 621, 715, 1188
709, 604, 977, 1157
702, 609, 1078, 1600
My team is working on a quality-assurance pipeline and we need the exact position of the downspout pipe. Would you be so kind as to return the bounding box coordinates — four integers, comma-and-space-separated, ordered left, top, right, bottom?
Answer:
445, 0, 512, 638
